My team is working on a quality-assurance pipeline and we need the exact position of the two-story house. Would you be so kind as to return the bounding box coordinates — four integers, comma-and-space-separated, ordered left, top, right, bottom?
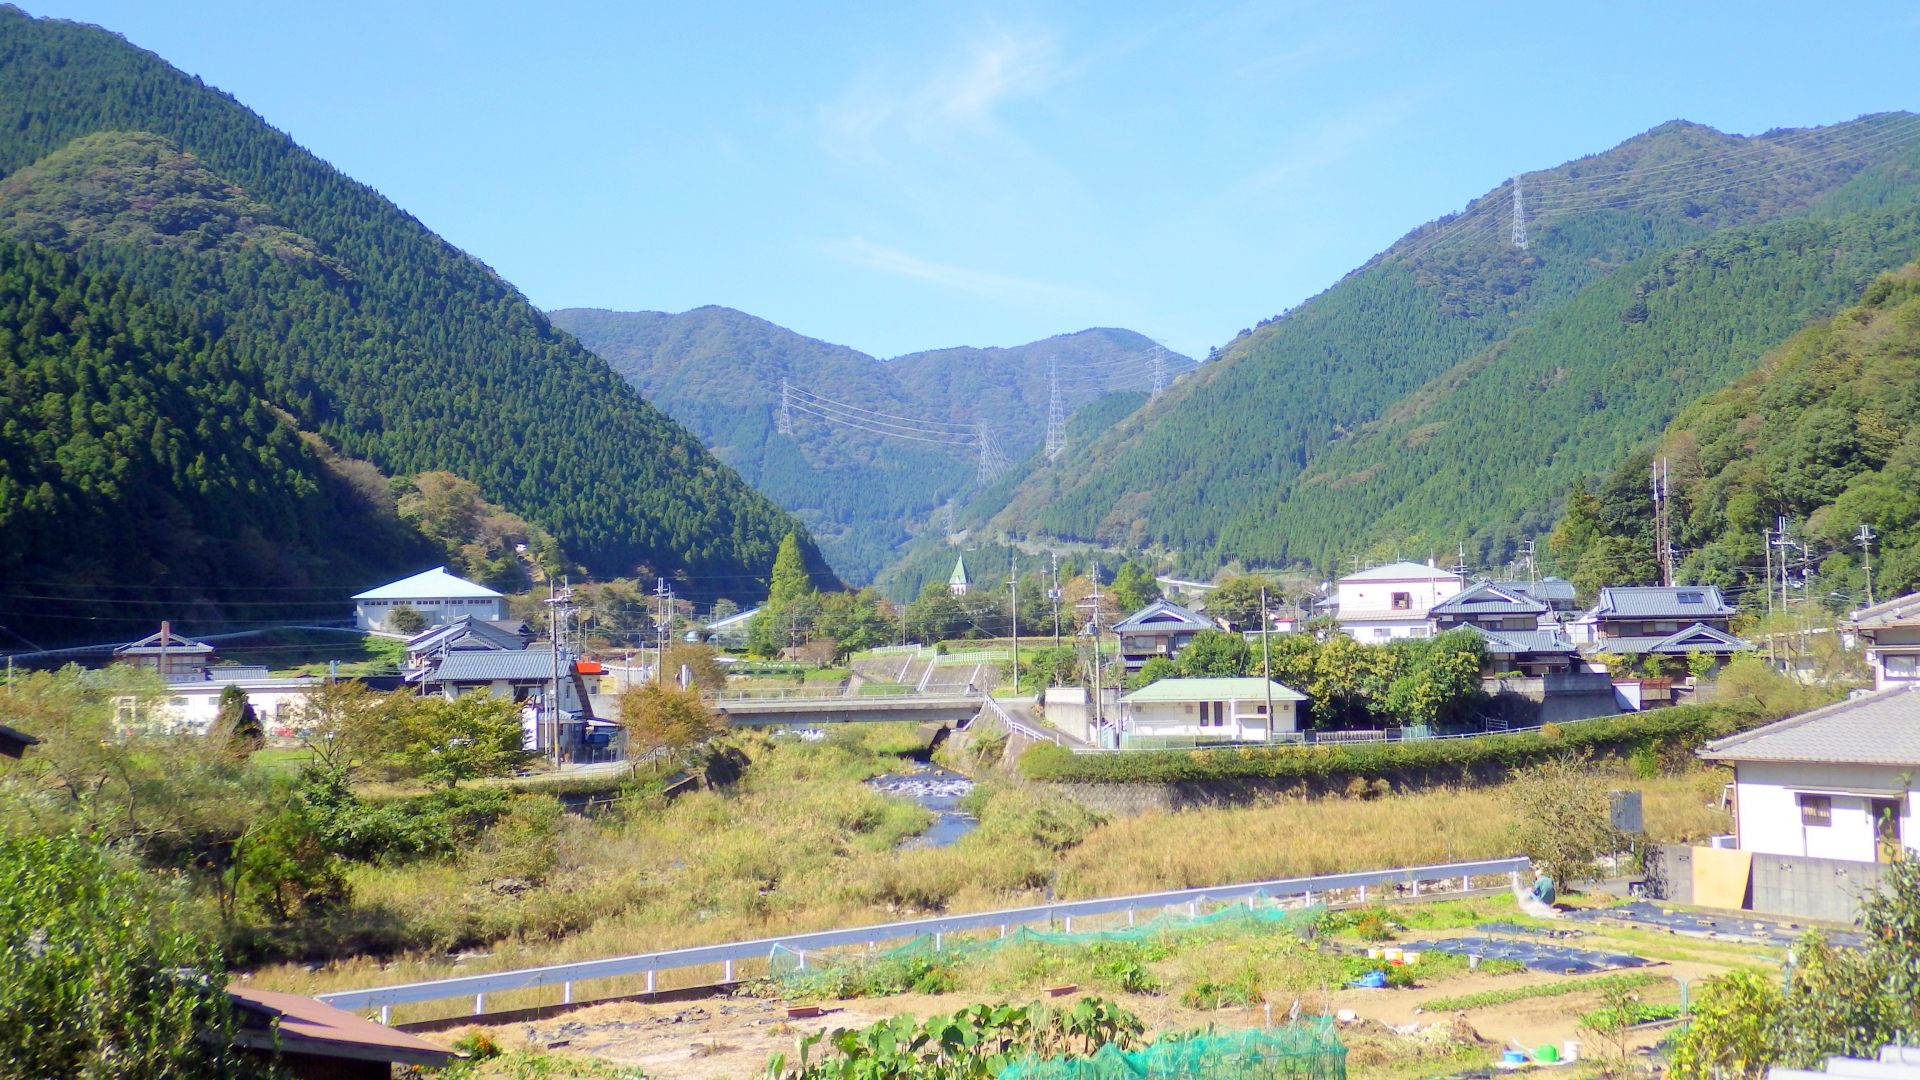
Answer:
1850, 591, 1920, 691
1112, 599, 1216, 672
1573, 585, 1751, 669
1334, 561, 1464, 641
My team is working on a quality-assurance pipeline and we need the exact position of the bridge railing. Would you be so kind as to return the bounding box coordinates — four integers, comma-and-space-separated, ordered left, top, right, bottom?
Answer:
979, 693, 1059, 745
315, 856, 1528, 1017
706, 689, 984, 705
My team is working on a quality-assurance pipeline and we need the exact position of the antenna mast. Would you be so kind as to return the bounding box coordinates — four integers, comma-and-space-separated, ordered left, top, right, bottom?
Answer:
1510, 174, 1528, 249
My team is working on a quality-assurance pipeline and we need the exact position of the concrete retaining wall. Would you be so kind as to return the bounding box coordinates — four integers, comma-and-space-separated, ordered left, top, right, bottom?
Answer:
1647, 843, 1885, 923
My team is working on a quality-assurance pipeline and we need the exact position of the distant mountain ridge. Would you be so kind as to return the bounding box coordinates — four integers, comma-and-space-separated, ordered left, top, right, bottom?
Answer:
0, 7, 827, 613
978, 113, 1920, 574
551, 305, 1193, 582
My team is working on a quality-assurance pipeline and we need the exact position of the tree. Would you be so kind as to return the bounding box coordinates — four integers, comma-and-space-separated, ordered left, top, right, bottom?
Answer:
660, 642, 729, 690
1205, 575, 1273, 631
1570, 535, 1658, 601
769, 531, 814, 609
228, 800, 350, 923
383, 694, 531, 787
0, 833, 268, 1079
296, 679, 391, 781
213, 683, 262, 758
1505, 753, 1624, 887
619, 683, 719, 762
1109, 562, 1162, 613
387, 603, 428, 634
1381, 630, 1486, 727
1176, 629, 1252, 677
1668, 969, 1786, 1080
1548, 478, 1601, 571
818, 588, 896, 658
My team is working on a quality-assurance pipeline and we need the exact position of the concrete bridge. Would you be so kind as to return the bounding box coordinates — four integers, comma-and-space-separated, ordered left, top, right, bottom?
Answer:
708, 693, 984, 727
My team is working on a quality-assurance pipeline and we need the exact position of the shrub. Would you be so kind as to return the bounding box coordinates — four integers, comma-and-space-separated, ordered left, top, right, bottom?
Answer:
1506, 752, 1624, 886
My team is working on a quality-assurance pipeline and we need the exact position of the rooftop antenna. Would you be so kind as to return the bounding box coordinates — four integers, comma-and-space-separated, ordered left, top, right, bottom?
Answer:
1510, 174, 1528, 249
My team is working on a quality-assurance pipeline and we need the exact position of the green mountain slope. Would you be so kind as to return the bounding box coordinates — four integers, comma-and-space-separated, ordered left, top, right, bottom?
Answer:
985, 115, 1920, 570
1225, 186, 1920, 568
1556, 264, 1920, 605
0, 234, 435, 640
550, 305, 1190, 583
0, 8, 825, 598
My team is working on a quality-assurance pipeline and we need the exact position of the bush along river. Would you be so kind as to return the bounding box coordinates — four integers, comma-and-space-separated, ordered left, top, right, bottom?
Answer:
868, 764, 977, 848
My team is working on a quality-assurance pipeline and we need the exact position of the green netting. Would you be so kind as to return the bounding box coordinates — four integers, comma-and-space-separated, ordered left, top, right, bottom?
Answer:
1000, 1022, 1347, 1080
770, 898, 1326, 994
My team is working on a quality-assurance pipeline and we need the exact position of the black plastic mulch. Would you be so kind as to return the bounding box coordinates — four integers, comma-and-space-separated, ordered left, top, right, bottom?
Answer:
1473, 921, 1587, 939
1422, 936, 1650, 975
1563, 901, 1865, 949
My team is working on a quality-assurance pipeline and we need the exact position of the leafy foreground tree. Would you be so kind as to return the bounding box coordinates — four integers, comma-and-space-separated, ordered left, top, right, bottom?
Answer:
1671, 854, 1920, 1079
1504, 752, 1625, 889
0, 833, 269, 1079
620, 684, 721, 764
384, 694, 532, 788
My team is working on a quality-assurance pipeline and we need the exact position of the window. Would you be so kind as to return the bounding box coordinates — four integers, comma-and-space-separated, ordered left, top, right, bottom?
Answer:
1886, 654, 1920, 677
1678, 592, 1704, 604
1374, 628, 1392, 640
1391, 592, 1413, 610
1254, 704, 1268, 715
1798, 794, 1832, 827
1408, 627, 1429, 638
1654, 621, 1678, 633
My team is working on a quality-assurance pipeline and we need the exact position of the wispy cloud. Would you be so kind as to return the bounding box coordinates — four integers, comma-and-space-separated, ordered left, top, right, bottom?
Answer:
819, 27, 1067, 162
825, 237, 1100, 306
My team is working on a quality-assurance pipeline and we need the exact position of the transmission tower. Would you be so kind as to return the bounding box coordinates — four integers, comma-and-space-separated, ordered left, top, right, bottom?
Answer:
976, 422, 1011, 484
1149, 346, 1168, 398
776, 379, 793, 435
1510, 174, 1528, 250
1044, 360, 1066, 461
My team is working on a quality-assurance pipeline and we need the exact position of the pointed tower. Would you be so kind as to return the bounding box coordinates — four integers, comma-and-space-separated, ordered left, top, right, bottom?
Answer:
948, 555, 970, 597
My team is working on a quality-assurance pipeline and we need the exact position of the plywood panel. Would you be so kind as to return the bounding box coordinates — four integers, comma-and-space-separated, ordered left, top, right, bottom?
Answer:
1692, 846, 1753, 910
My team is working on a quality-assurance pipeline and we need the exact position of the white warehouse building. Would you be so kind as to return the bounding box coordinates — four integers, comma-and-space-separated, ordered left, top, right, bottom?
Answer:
352, 567, 506, 632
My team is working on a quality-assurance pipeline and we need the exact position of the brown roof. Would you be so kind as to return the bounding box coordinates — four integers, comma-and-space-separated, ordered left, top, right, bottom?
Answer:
227, 985, 458, 1067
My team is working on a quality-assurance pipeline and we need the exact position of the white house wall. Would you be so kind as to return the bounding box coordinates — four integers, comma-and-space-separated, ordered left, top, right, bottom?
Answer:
1734, 759, 1915, 861
355, 596, 507, 631
143, 682, 322, 739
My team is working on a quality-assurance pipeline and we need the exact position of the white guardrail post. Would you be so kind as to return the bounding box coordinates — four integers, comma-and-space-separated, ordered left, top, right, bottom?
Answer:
318, 856, 1528, 1016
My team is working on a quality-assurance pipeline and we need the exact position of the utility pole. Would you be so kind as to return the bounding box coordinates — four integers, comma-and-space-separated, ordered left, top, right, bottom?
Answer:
1260, 587, 1273, 743
544, 579, 575, 767
1652, 457, 1674, 587
1076, 573, 1107, 741
1860, 523, 1878, 607
653, 577, 671, 685
1049, 552, 1062, 647
1510, 174, 1528, 249
1007, 569, 1020, 694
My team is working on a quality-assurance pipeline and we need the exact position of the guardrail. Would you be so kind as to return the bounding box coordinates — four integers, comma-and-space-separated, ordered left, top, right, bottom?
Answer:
979, 693, 1059, 745
1069, 711, 1635, 754
705, 688, 983, 704
316, 856, 1527, 1017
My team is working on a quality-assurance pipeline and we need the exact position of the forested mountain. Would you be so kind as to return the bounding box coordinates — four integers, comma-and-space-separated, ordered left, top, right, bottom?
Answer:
0, 235, 437, 641
0, 7, 827, 610
550, 305, 1190, 583
1552, 264, 1920, 608
981, 114, 1920, 573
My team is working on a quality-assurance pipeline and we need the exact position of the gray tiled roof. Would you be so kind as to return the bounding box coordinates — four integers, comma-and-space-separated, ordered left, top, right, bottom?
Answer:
1113, 599, 1213, 633
1431, 581, 1549, 617
1495, 577, 1577, 603
429, 648, 558, 683
1460, 624, 1577, 654
1701, 685, 1920, 765
1595, 623, 1752, 655
1592, 585, 1736, 619
1851, 591, 1920, 629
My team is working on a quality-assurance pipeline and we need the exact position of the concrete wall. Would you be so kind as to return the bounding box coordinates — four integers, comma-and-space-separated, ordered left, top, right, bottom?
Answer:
1482, 673, 1620, 725
1648, 843, 1888, 923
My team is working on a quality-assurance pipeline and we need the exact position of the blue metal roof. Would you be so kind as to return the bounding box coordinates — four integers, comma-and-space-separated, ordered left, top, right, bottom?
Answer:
1112, 599, 1213, 633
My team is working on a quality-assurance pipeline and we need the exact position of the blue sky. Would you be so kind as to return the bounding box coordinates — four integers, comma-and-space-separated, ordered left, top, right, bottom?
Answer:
25, 1, 1920, 358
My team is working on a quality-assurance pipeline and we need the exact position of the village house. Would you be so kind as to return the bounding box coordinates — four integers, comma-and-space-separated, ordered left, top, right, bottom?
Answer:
1494, 576, 1581, 616
352, 566, 506, 632
1571, 585, 1751, 671
1699, 685, 1920, 864
1333, 560, 1465, 641
1112, 599, 1216, 672
403, 613, 531, 672
113, 623, 217, 680
1428, 581, 1549, 633
1849, 591, 1920, 690
1117, 676, 1306, 747
140, 674, 323, 738
418, 649, 618, 760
